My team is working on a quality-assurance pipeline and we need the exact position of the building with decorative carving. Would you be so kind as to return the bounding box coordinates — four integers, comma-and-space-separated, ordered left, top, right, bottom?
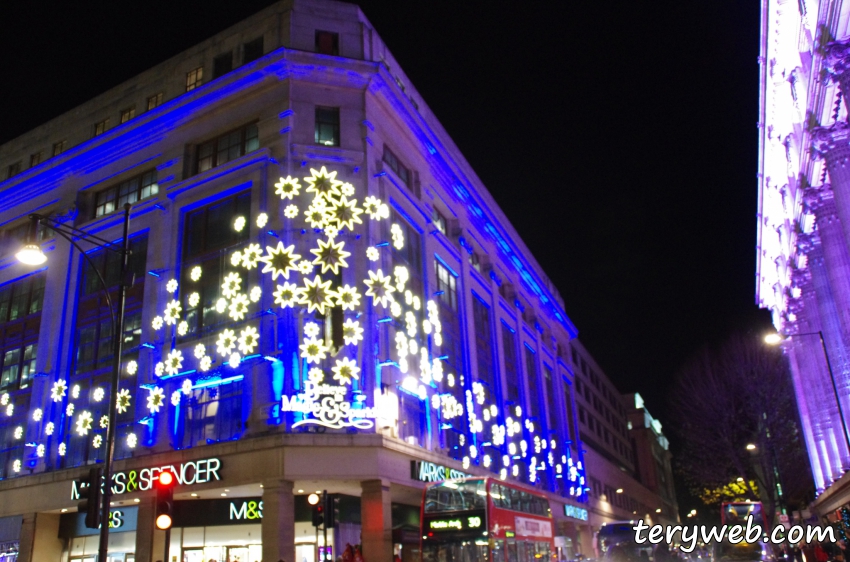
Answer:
757, 0, 850, 520
0, 1, 673, 561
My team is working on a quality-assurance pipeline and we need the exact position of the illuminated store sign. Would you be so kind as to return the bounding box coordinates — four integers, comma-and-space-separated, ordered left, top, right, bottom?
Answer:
564, 505, 588, 521
59, 507, 138, 538
411, 460, 471, 482
70, 457, 221, 498
281, 381, 378, 429
172, 498, 263, 527
427, 513, 484, 533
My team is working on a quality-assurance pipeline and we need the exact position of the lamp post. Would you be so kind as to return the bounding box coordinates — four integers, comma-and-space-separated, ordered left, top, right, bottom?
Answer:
765, 330, 850, 461
17, 204, 132, 562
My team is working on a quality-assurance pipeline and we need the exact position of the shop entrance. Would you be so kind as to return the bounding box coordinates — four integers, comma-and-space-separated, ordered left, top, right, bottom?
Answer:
181, 544, 261, 561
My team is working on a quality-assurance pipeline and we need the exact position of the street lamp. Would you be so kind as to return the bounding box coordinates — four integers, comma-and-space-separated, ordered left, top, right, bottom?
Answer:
17, 204, 132, 562
765, 330, 850, 459
746, 443, 757, 451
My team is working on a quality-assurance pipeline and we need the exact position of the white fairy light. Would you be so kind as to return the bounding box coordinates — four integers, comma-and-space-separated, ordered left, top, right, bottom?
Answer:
32, 408, 43, 422
228, 353, 241, 368
188, 292, 200, 307
93, 387, 105, 402
233, 216, 246, 232
194, 343, 206, 359
166, 279, 178, 293
190, 266, 202, 281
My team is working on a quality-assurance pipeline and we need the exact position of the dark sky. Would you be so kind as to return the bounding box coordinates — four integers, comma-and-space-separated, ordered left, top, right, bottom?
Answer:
0, 1, 772, 424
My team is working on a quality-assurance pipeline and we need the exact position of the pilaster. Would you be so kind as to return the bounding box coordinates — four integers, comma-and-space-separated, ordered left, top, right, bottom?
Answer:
262, 478, 296, 562
361, 478, 393, 562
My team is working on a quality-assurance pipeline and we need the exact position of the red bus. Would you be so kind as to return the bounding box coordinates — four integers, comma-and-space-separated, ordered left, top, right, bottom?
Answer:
721, 501, 769, 528
421, 477, 555, 562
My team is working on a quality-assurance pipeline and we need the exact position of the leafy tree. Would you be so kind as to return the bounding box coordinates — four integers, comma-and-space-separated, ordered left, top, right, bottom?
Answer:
670, 332, 811, 521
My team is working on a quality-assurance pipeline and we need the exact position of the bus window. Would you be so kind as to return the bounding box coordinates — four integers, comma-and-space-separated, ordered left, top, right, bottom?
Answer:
424, 479, 487, 513
507, 541, 518, 562
492, 540, 505, 562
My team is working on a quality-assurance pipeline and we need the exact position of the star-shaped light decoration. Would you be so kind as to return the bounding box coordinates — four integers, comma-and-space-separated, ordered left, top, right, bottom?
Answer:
328, 196, 363, 231
342, 319, 364, 346
231, 251, 242, 267
217, 329, 237, 357
228, 293, 250, 320
76, 411, 93, 436
273, 282, 301, 308
238, 326, 260, 354
164, 300, 182, 325
275, 176, 301, 200
116, 389, 131, 413
310, 238, 350, 275
335, 285, 361, 310
50, 379, 68, 402
166, 279, 179, 293
364, 269, 395, 308
304, 166, 343, 201
147, 387, 165, 413
164, 349, 184, 376
394, 265, 409, 291
241, 243, 263, 269
100, 415, 109, 428
308, 367, 325, 384
299, 275, 334, 314
222, 272, 242, 298
299, 337, 329, 364
332, 357, 360, 385
216, 298, 228, 313
190, 266, 202, 281
228, 353, 241, 368
250, 286, 261, 302
259, 242, 301, 281
171, 391, 181, 407
284, 204, 299, 219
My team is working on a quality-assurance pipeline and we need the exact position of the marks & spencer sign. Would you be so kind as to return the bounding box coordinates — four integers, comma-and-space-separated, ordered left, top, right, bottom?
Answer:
411, 460, 471, 482
70, 457, 222, 498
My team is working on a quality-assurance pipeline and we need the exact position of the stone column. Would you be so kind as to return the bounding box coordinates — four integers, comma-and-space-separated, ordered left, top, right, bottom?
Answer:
262, 479, 296, 562
361, 479, 393, 562
812, 124, 850, 249
16, 512, 63, 562
807, 186, 850, 340
135, 495, 165, 562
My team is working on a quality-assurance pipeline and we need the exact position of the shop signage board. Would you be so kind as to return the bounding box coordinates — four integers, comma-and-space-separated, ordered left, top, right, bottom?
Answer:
59, 507, 138, 538
70, 457, 222, 499
280, 381, 379, 429
410, 460, 471, 482
514, 516, 553, 538
564, 505, 588, 521
172, 498, 263, 527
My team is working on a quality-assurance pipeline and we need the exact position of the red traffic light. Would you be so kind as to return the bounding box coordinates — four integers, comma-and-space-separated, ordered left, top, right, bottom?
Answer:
156, 471, 175, 487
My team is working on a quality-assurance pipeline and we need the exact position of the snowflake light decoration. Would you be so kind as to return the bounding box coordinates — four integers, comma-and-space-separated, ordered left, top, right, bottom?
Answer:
166, 279, 179, 293
164, 300, 182, 325
93, 387, 105, 402
233, 216, 246, 232
342, 319, 364, 346
164, 349, 184, 376
76, 411, 93, 436
45, 422, 54, 436
93, 435, 103, 449
299, 337, 328, 364
147, 387, 165, 413
273, 282, 301, 308
332, 357, 360, 385
126, 434, 137, 449
284, 204, 298, 218
188, 292, 200, 307
32, 408, 42, 422
222, 272, 242, 298
217, 329, 237, 356
116, 389, 131, 414
275, 176, 301, 200
256, 213, 268, 228
228, 293, 250, 320
126, 360, 138, 375
238, 326, 260, 354
182, 378, 194, 395
366, 247, 380, 261
241, 243, 263, 269
152, 316, 164, 330
190, 266, 202, 281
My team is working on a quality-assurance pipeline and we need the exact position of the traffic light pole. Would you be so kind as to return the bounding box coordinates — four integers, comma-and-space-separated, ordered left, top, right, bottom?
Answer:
323, 490, 328, 562
164, 527, 171, 562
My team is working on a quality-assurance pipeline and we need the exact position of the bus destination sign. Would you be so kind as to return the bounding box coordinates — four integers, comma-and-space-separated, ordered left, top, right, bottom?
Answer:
426, 512, 485, 533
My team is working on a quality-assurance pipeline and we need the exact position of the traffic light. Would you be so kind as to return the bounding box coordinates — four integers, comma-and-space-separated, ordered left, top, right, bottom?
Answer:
325, 494, 339, 528
154, 470, 175, 530
76, 467, 102, 529
309, 492, 325, 527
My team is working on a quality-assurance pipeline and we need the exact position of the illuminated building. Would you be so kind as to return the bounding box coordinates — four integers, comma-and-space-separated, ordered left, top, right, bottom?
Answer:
757, 0, 850, 517
0, 1, 595, 561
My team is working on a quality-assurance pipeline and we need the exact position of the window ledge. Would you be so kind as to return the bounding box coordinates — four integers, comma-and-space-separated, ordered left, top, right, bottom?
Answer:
291, 144, 363, 167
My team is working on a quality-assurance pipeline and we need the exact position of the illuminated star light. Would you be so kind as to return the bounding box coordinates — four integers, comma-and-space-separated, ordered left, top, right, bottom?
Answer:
164, 349, 184, 376
0, 394, 7, 407
324, 225, 339, 239
297, 260, 314, 275
126, 434, 137, 449
116, 389, 132, 414
341, 182, 355, 197
166, 279, 179, 293
391, 224, 404, 250
334, 284, 361, 310
231, 251, 242, 267
152, 316, 164, 330
273, 282, 301, 308
51, 380, 67, 402
364, 269, 395, 308
259, 242, 301, 280
164, 300, 182, 325
32, 408, 43, 422
216, 298, 228, 313
221, 272, 242, 298
147, 387, 166, 413
45, 422, 55, 436
65, 403, 74, 416
238, 326, 260, 354
190, 266, 202, 281
13, 426, 23, 439
342, 318, 364, 346
304, 202, 331, 229
304, 166, 343, 201
250, 286, 262, 303
171, 391, 182, 407
299, 337, 329, 364
229, 353, 241, 368
36, 444, 45, 457
12, 459, 21, 473
177, 321, 189, 336
228, 293, 250, 320
275, 176, 302, 200
332, 357, 360, 385
100, 415, 109, 428
241, 243, 263, 269
58, 443, 67, 456
310, 238, 350, 275
155, 362, 165, 377
200, 356, 213, 371
217, 329, 237, 356
76, 411, 94, 436
93, 387, 105, 402
93, 435, 103, 449
299, 275, 334, 315
72, 384, 81, 399
328, 196, 364, 231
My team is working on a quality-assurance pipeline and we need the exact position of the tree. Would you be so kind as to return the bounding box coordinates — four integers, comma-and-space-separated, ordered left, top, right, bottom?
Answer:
670, 332, 811, 521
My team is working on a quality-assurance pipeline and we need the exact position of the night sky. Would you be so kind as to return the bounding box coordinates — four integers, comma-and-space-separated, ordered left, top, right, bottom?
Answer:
0, 1, 771, 425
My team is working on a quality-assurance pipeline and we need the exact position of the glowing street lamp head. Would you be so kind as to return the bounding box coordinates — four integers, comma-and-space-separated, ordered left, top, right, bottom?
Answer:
307, 493, 320, 505
16, 244, 47, 265
746, 443, 757, 450
764, 333, 783, 345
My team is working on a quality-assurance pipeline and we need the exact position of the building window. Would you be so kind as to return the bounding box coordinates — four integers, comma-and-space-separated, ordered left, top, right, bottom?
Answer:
53, 140, 67, 157
472, 295, 495, 390
315, 30, 339, 55
213, 52, 233, 79
433, 209, 447, 234
196, 123, 260, 173
183, 379, 243, 447
524, 345, 540, 420
94, 170, 159, 218
468, 251, 481, 272
315, 106, 340, 147
502, 323, 519, 404
181, 191, 251, 338
579, 406, 586, 424
435, 262, 457, 312
399, 391, 425, 447
543, 366, 557, 431
6, 162, 21, 180
243, 37, 264, 64
563, 377, 576, 442
147, 93, 163, 110
186, 67, 204, 91
93, 119, 109, 137
120, 106, 136, 124
576, 378, 583, 395
0, 274, 45, 391
29, 152, 43, 168
382, 147, 410, 185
